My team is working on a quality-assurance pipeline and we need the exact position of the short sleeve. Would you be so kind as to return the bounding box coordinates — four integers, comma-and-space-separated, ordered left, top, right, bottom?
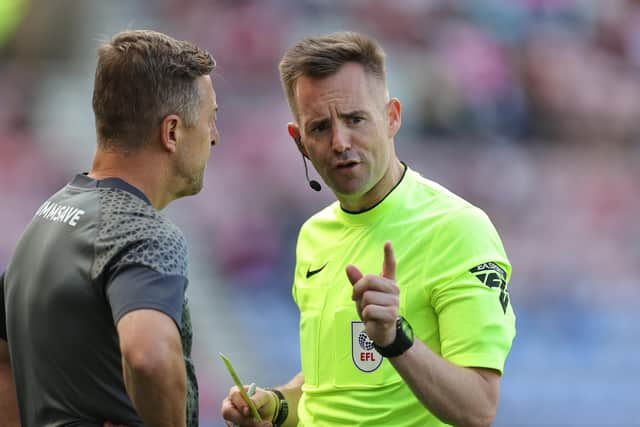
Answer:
432, 263, 515, 374
429, 207, 516, 374
106, 265, 187, 331
0, 272, 6, 341
92, 191, 188, 280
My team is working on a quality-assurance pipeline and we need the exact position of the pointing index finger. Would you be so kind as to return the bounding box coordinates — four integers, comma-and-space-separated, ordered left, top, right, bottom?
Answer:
382, 241, 396, 281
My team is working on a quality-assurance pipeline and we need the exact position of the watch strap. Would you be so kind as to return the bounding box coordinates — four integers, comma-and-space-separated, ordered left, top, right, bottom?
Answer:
266, 388, 288, 427
373, 316, 414, 358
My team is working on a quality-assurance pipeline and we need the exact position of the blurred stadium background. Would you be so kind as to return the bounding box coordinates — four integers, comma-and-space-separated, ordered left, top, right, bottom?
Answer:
1, 0, 639, 425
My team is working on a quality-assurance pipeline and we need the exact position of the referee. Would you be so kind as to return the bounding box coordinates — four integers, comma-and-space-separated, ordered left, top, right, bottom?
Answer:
222, 31, 515, 427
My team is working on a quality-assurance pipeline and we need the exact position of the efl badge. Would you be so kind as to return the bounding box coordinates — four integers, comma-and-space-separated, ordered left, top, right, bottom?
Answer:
351, 321, 383, 372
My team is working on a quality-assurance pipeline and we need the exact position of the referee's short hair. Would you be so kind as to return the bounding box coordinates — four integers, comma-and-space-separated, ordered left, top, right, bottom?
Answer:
279, 31, 387, 121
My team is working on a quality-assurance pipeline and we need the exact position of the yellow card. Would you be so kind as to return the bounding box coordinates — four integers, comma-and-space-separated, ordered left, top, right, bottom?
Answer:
219, 353, 262, 421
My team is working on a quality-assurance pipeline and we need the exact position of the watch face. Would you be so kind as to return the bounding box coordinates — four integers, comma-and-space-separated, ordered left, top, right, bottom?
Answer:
401, 317, 414, 340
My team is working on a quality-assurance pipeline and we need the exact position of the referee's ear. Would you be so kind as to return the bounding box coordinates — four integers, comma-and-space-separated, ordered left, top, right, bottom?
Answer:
288, 122, 309, 158
386, 98, 402, 139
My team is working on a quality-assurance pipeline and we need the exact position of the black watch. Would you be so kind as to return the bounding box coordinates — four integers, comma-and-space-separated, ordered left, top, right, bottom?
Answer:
267, 388, 288, 427
373, 316, 414, 358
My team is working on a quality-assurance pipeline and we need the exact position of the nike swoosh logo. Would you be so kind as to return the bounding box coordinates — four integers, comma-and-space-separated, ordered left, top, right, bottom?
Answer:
306, 263, 327, 278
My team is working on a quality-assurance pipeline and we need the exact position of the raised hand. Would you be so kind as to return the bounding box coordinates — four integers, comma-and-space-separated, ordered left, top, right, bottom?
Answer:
346, 241, 399, 347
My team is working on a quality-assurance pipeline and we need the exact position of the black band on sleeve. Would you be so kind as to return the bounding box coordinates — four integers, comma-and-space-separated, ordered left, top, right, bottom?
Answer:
106, 265, 187, 331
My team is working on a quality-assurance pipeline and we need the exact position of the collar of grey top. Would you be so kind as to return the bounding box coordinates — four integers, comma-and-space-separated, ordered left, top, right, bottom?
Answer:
70, 173, 152, 206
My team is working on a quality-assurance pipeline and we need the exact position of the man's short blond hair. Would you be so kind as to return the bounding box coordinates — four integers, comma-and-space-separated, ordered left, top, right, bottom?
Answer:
278, 31, 387, 120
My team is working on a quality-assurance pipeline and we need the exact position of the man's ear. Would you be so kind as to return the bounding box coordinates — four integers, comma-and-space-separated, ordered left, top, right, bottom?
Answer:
160, 114, 181, 153
287, 122, 309, 158
386, 98, 402, 138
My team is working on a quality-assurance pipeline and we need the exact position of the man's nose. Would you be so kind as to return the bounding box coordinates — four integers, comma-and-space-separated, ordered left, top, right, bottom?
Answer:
331, 125, 350, 153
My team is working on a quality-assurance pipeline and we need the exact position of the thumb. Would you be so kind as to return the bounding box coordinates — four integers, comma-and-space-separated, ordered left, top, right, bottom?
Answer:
381, 241, 396, 280
345, 264, 363, 286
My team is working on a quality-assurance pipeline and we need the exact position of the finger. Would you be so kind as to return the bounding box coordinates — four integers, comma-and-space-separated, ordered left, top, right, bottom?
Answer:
229, 391, 252, 417
360, 290, 399, 309
345, 264, 363, 286
361, 303, 398, 323
352, 274, 399, 299
226, 388, 274, 422
251, 389, 277, 419
381, 241, 396, 281
221, 396, 247, 423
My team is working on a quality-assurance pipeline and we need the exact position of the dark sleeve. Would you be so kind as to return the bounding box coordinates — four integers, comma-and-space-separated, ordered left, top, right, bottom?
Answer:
106, 265, 187, 331
0, 272, 6, 341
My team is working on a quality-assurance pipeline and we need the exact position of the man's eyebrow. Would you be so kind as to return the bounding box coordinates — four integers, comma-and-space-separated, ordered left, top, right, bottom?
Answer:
303, 110, 370, 132
306, 110, 367, 126
339, 110, 367, 118
305, 116, 329, 131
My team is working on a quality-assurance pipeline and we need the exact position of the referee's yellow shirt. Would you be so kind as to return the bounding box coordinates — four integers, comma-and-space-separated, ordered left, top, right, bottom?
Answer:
293, 167, 516, 426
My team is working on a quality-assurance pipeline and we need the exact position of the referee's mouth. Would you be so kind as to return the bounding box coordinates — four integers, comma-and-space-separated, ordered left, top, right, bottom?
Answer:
334, 160, 360, 171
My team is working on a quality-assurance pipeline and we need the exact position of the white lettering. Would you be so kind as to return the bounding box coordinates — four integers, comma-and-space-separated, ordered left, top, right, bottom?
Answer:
55, 205, 69, 222
42, 203, 54, 219
36, 201, 85, 227
40, 202, 55, 217
46, 204, 61, 221
68, 209, 85, 227
63, 207, 78, 224
35, 201, 50, 216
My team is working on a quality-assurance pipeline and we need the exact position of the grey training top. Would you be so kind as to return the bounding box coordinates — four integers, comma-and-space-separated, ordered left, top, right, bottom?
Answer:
0, 174, 198, 426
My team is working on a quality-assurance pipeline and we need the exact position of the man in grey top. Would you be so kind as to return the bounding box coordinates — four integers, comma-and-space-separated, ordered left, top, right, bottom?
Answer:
0, 29, 219, 426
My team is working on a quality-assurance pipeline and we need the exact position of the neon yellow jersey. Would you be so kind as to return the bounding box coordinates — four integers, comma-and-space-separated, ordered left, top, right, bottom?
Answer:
0, 0, 28, 46
293, 166, 516, 426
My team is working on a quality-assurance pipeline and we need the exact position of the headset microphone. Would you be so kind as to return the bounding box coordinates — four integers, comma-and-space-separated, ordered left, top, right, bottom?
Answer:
302, 155, 321, 192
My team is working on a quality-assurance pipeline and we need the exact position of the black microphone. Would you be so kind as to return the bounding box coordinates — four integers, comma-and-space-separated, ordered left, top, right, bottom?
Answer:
302, 155, 321, 191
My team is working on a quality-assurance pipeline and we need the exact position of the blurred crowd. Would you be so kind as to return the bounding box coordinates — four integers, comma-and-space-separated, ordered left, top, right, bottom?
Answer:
1, 0, 639, 425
